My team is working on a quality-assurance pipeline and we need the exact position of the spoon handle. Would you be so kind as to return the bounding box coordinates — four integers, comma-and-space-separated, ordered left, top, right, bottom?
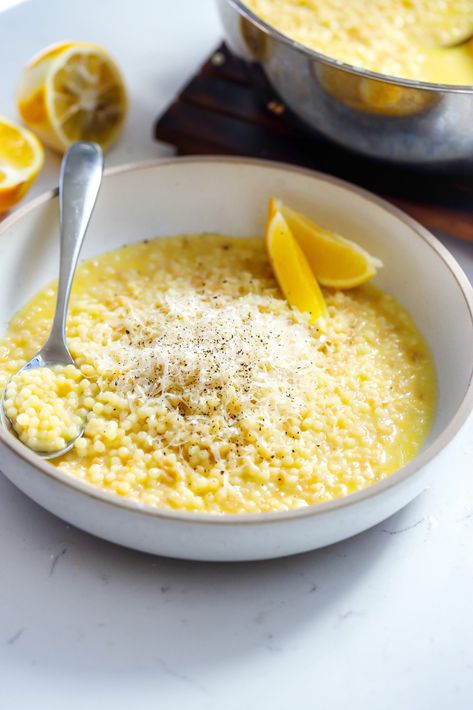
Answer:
42, 142, 103, 361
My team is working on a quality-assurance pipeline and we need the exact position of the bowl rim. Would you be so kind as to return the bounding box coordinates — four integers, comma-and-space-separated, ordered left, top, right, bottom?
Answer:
0, 154, 472, 526
222, 0, 473, 94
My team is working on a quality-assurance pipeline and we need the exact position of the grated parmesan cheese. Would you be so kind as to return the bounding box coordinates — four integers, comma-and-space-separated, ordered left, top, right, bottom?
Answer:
95, 290, 324, 438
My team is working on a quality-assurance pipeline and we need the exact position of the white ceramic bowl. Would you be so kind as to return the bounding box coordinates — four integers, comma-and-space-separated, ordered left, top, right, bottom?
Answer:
0, 157, 472, 561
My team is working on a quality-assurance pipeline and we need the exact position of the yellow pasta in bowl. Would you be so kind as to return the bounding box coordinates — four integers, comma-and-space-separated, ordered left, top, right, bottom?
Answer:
0, 234, 436, 514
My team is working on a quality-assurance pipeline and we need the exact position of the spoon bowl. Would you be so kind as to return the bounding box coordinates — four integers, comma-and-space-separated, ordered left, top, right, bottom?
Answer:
1, 141, 103, 459
443, 30, 473, 48
0, 354, 82, 460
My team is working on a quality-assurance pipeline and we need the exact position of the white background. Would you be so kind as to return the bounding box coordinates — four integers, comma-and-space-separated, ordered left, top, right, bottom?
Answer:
0, 1, 472, 708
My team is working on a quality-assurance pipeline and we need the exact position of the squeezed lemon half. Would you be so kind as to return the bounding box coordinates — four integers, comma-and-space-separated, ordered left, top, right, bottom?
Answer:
17, 41, 128, 153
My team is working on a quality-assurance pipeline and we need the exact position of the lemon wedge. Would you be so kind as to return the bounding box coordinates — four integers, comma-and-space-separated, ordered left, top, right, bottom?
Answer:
0, 116, 44, 214
17, 41, 128, 153
269, 197, 382, 289
265, 207, 327, 324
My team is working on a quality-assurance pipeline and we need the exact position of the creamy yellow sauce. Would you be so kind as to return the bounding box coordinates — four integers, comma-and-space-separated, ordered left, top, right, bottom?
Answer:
0, 235, 436, 513
245, 0, 473, 85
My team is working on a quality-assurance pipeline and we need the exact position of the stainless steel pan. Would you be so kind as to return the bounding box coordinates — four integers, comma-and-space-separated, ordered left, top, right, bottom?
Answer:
217, 0, 473, 170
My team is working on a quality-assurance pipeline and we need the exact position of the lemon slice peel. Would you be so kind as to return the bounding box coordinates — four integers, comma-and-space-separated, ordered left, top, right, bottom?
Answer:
265, 208, 327, 325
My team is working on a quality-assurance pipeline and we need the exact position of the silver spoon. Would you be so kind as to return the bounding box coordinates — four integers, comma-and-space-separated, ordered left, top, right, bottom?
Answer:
442, 29, 473, 48
1, 141, 103, 458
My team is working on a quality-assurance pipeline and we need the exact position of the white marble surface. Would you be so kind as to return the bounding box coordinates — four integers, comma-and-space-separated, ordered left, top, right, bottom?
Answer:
1, 1, 473, 708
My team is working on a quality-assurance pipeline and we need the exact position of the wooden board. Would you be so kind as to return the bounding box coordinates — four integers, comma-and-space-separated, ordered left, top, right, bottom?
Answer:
155, 44, 473, 243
